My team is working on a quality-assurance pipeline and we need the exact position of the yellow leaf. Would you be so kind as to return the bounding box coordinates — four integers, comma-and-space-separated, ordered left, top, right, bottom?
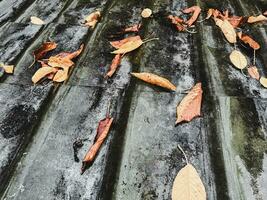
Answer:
32, 67, 55, 84
216, 19, 236, 43
84, 11, 101, 28
229, 50, 247, 69
111, 39, 143, 54
2, 65, 14, 74
260, 77, 267, 88
248, 15, 267, 23
53, 68, 69, 82
141, 8, 152, 18
131, 72, 176, 91
30, 16, 45, 25
172, 164, 206, 200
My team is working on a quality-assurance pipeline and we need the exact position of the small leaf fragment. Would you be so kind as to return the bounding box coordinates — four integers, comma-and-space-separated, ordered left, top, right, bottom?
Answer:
84, 11, 101, 28
167, 15, 186, 32
260, 77, 267, 88
172, 164, 206, 200
32, 67, 56, 84
229, 50, 247, 69
141, 8, 152, 18
248, 14, 267, 23
237, 32, 260, 50
30, 16, 45, 25
248, 66, 260, 80
131, 72, 176, 91
176, 83, 202, 124
2, 65, 14, 74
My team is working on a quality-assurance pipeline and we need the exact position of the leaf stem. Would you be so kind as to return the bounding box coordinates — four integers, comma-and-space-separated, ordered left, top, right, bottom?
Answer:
143, 37, 159, 44
177, 144, 189, 164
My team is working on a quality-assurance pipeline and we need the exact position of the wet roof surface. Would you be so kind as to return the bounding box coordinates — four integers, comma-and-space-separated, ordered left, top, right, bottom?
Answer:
0, 0, 267, 199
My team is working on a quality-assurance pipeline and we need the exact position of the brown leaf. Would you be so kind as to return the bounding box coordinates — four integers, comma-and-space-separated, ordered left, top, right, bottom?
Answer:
182, 6, 202, 27
81, 117, 114, 174
55, 44, 84, 60
48, 56, 74, 69
30, 16, 45, 25
105, 54, 122, 78
110, 36, 141, 49
167, 15, 186, 32
237, 32, 260, 50
84, 11, 101, 28
172, 164, 206, 200
124, 24, 141, 33
176, 83, 202, 124
33, 42, 57, 61
248, 66, 260, 80
131, 72, 176, 91
248, 14, 267, 23
32, 67, 56, 84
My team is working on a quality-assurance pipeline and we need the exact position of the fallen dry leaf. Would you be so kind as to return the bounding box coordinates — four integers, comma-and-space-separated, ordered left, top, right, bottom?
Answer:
215, 18, 236, 43
167, 15, 186, 32
248, 66, 260, 80
105, 54, 122, 78
183, 6, 202, 27
33, 42, 57, 61
30, 16, 45, 25
0, 63, 14, 74
260, 77, 267, 88
81, 117, 114, 174
48, 56, 74, 69
237, 32, 260, 50
248, 14, 267, 23
111, 37, 158, 54
206, 9, 214, 20
131, 72, 176, 91
264, 11, 267, 16
227, 16, 245, 28
55, 44, 84, 60
32, 66, 56, 84
124, 24, 141, 33
172, 164, 206, 200
84, 11, 101, 28
141, 8, 152, 18
229, 50, 247, 70
176, 83, 202, 124
53, 68, 69, 82
110, 36, 141, 49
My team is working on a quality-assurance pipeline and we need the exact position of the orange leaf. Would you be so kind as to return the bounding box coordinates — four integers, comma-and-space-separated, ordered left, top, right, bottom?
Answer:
48, 56, 74, 69
55, 44, 84, 60
182, 6, 201, 27
167, 15, 186, 32
53, 68, 69, 82
247, 66, 260, 80
32, 67, 56, 84
81, 117, 114, 174
124, 24, 141, 33
105, 54, 122, 78
237, 32, 260, 50
131, 72, 176, 91
110, 36, 141, 49
33, 42, 57, 61
176, 83, 202, 124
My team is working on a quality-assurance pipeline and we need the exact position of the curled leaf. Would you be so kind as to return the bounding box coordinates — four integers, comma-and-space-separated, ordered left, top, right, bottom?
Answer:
237, 32, 260, 50
248, 14, 267, 23
110, 36, 141, 49
53, 68, 69, 82
182, 6, 202, 27
229, 50, 247, 70
33, 42, 57, 61
131, 72, 176, 91
176, 83, 202, 124
215, 18, 236, 43
32, 67, 56, 84
172, 164, 206, 200
248, 66, 260, 80
141, 8, 152, 18
30, 16, 45, 25
55, 44, 84, 60
84, 11, 101, 28
81, 117, 114, 174
105, 54, 122, 78
260, 77, 267, 88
